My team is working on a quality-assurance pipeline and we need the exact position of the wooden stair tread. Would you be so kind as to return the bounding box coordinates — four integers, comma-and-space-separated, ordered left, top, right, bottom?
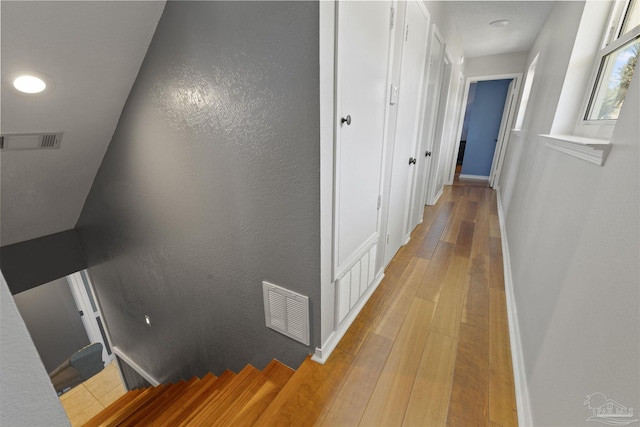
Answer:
84, 359, 299, 427
157, 370, 235, 427
254, 352, 353, 426
119, 378, 196, 426
263, 359, 295, 388
150, 373, 217, 425
117, 382, 177, 427
131, 380, 190, 425
227, 381, 281, 427
99, 384, 167, 426
182, 365, 261, 426
211, 366, 277, 426
83, 389, 143, 427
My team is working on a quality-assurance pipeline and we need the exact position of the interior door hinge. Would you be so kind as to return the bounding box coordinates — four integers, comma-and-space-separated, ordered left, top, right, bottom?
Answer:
377, 195, 382, 210
390, 7, 395, 30
405, 24, 409, 41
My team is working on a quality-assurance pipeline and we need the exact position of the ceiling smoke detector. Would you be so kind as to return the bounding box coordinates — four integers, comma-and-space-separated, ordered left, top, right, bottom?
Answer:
490, 19, 511, 28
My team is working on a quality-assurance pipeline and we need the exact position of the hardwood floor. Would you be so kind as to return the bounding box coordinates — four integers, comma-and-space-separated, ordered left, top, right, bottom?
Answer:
62, 178, 517, 426
312, 178, 518, 426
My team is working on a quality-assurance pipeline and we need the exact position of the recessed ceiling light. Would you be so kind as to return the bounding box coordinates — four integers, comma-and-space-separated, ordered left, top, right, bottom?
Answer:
490, 19, 511, 28
3, 72, 54, 95
13, 75, 47, 94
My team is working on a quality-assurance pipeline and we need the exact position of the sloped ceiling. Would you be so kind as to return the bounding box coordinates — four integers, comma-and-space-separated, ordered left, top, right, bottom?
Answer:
0, 0, 554, 248
442, 1, 555, 58
1, 1, 165, 247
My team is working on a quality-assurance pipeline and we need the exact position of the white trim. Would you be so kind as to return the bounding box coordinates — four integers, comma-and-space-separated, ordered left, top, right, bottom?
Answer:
496, 189, 533, 427
431, 187, 444, 206
490, 77, 521, 188
334, 233, 379, 281
447, 72, 467, 185
540, 134, 611, 166
319, 0, 336, 350
112, 346, 160, 387
312, 270, 384, 364
66, 272, 114, 365
458, 174, 489, 181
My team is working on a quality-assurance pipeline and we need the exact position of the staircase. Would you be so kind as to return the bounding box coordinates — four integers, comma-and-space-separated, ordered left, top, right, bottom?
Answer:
83, 357, 305, 426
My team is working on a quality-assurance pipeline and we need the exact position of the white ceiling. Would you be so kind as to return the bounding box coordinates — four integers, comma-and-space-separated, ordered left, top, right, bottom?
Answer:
442, 1, 555, 58
0, 0, 554, 248
1, 1, 165, 246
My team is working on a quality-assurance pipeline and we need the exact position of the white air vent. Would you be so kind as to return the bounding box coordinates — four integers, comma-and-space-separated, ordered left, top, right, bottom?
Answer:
262, 281, 310, 345
0, 132, 62, 150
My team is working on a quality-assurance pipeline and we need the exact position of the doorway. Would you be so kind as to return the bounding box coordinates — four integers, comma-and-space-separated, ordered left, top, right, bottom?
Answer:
449, 74, 520, 187
67, 270, 114, 366
459, 79, 511, 179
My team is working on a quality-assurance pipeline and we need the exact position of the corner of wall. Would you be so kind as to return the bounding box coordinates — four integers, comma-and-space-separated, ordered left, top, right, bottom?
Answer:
495, 189, 533, 427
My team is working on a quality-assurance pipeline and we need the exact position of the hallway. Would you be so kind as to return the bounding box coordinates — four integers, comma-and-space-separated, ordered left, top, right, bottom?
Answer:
259, 179, 518, 426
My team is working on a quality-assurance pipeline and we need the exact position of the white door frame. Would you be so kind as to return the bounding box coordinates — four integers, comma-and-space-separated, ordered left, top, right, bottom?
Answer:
67, 270, 114, 365
444, 71, 466, 186
448, 73, 522, 187
489, 78, 518, 187
424, 50, 454, 206
411, 24, 445, 217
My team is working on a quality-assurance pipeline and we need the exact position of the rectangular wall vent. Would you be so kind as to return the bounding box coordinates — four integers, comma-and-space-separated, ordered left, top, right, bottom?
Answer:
262, 281, 309, 346
0, 132, 62, 150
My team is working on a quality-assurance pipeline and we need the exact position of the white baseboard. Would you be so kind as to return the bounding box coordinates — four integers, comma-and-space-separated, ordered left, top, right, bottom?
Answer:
112, 346, 160, 387
430, 187, 444, 206
312, 270, 385, 364
496, 189, 532, 427
459, 174, 489, 181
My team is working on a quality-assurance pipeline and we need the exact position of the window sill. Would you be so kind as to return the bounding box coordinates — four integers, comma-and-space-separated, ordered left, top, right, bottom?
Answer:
539, 134, 611, 166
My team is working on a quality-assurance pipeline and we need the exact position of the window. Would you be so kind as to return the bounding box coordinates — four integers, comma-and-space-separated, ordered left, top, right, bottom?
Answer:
584, 0, 640, 122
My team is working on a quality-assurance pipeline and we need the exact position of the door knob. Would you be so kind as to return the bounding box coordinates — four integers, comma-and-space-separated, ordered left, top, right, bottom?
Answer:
425, 151, 432, 157
409, 157, 417, 165
341, 115, 352, 125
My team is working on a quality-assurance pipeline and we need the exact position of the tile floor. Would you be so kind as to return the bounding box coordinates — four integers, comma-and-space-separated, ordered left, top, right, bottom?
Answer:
59, 361, 126, 426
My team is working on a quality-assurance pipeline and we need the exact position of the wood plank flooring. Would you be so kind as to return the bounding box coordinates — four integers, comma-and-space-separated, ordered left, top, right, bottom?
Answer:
62, 178, 517, 426
314, 179, 517, 426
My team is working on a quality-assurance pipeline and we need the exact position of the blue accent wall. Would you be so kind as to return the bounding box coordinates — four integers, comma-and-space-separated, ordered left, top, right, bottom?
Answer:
461, 79, 511, 177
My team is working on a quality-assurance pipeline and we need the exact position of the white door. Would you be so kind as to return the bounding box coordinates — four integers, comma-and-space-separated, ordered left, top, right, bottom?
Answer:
410, 27, 444, 226
334, 1, 392, 279
67, 270, 114, 365
426, 55, 454, 204
489, 78, 518, 187
383, 0, 430, 266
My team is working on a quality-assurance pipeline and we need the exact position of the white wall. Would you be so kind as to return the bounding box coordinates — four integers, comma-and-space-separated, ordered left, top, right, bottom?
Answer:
0, 273, 70, 426
498, 2, 640, 425
465, 52, 528, 78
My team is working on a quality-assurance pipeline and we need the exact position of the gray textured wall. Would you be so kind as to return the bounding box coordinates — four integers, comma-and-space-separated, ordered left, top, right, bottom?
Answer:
1, 274, 70, 426
1, 229, 87, 295
13, 277, 90, 373
76, 1, 320, 382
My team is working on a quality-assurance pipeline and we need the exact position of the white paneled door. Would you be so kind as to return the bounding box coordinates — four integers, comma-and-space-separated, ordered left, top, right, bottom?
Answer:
334, 1, 392, 279
384, 0, 430, 267
413, 26, 445, 219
